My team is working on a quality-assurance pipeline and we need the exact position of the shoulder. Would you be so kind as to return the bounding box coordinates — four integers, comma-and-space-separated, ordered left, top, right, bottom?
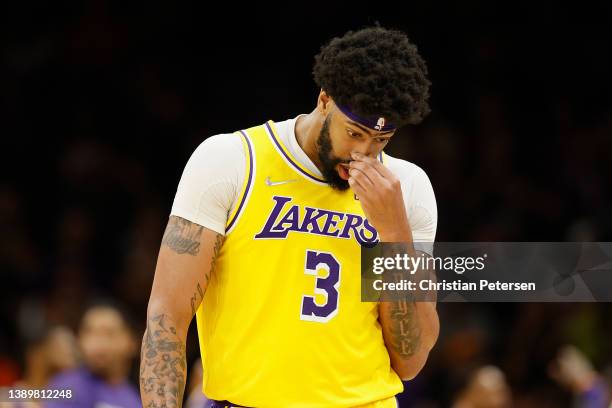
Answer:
179, 132, 247, 187
47, 367, 96, 404
172, 132, 248, 234
384, 153, 438, 245
120, 382, 141, 405
47, 367, 91, 389
384, 154, 435, 201
188, 133, 245, 165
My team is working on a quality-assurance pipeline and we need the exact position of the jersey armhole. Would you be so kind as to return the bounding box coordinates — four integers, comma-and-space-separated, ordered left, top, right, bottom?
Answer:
225, 130, 255, 234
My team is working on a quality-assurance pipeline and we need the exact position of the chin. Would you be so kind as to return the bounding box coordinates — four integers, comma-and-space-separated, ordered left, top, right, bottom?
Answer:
320, 162, 350, 191
87, 365, 111, 379
86, 359, 113, 377
327, 179, 350, 191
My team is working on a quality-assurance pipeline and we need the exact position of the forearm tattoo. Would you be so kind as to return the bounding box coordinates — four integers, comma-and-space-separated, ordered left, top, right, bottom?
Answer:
140, 314, 187, 408
141, 219, 225, 407
381, 242, 422, 358
387, 300, 421, 357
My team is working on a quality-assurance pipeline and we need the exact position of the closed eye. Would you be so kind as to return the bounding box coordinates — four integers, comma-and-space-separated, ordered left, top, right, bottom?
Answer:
348, 128, 390, 143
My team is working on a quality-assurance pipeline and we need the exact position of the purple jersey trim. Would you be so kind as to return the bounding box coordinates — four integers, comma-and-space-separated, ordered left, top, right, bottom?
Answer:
225, 130, 254, 232
264, 121, 326, 183
265, 121, 385, 183
210, 400, 250, 408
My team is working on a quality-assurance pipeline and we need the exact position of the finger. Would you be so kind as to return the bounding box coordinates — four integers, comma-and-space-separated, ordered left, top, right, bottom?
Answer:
348, 167, 374, 191
349, 167, 376, 190
348, 176, 369, 202
351, 152, 395, 179
349, 160, 386, 186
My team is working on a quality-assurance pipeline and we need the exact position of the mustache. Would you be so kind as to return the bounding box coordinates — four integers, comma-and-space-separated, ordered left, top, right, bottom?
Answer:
333, 158, 352, 165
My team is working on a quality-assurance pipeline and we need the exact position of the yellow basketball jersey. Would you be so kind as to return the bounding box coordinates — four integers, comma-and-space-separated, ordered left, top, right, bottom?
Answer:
195, 120, 402, 407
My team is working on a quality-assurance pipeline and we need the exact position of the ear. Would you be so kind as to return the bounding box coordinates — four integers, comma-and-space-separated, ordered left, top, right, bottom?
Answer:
317, 89, 333, 115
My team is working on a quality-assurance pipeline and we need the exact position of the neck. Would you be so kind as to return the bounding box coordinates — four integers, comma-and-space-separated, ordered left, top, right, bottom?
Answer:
106, 363, 130, 385
94, 362, 130, 385
294, 110, 324, 171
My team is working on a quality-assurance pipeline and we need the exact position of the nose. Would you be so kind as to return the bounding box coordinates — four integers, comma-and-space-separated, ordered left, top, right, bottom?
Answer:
351, 139, 378, 158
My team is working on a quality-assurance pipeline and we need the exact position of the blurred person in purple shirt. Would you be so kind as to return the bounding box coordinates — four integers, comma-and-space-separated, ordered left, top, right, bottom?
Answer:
43, 302, 140, 408
6, 326, 79, 408
550, 345, 610, 408
17, 325, 79, 390
452, 365, 512, 408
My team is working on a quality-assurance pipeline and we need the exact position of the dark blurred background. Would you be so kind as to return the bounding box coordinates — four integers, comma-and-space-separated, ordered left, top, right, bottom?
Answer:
1, 1, 612, 407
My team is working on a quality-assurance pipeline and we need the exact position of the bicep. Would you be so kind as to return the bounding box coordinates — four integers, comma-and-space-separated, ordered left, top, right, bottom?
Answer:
148, 216, 224, 329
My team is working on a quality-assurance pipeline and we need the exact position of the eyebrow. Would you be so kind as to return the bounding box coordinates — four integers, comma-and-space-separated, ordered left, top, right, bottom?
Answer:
347, 120, 394, 137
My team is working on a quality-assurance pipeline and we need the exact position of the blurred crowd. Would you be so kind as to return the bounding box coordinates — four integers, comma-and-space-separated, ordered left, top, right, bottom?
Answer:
1, 1, 612, 407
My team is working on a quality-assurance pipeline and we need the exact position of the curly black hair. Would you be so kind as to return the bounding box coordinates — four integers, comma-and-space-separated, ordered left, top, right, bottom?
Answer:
313, 26, 431, 127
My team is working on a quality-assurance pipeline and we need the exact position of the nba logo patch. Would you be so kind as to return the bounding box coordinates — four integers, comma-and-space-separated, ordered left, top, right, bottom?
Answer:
354, 193, 359, 201
375, 117, 386, 131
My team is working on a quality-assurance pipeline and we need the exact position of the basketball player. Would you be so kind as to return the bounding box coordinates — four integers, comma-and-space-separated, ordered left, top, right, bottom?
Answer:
140, 26, 439, 408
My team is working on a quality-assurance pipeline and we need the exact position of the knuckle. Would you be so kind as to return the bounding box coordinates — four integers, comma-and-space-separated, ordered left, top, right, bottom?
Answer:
383, 182, 395, 194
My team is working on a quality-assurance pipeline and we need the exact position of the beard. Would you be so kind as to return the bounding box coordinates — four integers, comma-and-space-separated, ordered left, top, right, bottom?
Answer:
317, 116, 351, 191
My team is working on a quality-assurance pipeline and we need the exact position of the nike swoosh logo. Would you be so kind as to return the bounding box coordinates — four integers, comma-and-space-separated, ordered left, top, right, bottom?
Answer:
265, 176, 298, 186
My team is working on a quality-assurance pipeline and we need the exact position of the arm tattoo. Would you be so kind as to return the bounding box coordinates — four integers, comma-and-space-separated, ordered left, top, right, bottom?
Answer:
190, 234, 224, 316
388, 300, 421, 357
140, 314, 187, 408
143, 223, 225, 406
162, 216, 203, 255
208, 233, 224, 283
190, 283, 204, 316
381, 242, 422, 358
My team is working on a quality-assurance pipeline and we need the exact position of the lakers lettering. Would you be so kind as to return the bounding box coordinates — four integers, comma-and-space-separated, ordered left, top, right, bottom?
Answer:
254, 196, 378, 244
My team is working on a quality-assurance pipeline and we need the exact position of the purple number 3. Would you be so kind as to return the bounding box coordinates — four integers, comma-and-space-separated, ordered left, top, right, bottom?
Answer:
300, 250, 341, 322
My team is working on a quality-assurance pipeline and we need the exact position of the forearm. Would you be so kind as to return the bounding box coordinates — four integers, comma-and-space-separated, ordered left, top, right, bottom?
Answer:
377, 239, 439, 380
378, 298, 439, 380
139, 216, 223, 408
347, 153, 439, 380
140, 311, 188, 408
